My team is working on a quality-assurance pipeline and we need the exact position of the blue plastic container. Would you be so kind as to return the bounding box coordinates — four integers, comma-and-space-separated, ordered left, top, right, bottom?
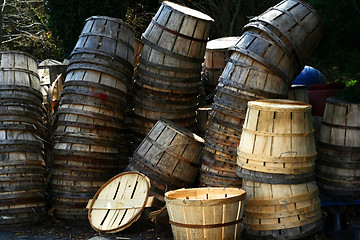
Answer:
293, 65, 326, 85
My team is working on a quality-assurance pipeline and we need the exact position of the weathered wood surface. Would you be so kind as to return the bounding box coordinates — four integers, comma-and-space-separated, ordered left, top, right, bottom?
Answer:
249, 0, 325, 67
243, 179, 322, 238
203, 37, 240, 89
0, 51, 46, 228
165, 187, 246, 240
127, 119, 204, 203
142, 1, 213, 59
74, 16, 135, 65
317, 98, 360, 198
288, 84, 309, 103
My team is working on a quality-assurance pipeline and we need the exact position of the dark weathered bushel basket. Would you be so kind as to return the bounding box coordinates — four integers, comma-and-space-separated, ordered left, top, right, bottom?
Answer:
202, 37, 240, 101
50, 16, 135, 219
126, 119, 204, 205
0, 51, 47, 229
243, 179, 323, 240
316, 97, 360, 200
236, 100, 317, 184
248, 0, 325, 68
131, 1, 214, 138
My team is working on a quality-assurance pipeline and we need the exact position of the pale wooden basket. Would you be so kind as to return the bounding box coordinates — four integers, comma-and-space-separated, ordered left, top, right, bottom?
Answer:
165, 187, 246, 240
237, 99, 317, 184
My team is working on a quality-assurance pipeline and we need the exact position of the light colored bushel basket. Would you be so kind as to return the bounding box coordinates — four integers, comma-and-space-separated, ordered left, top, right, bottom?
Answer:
165, 187, 246, 240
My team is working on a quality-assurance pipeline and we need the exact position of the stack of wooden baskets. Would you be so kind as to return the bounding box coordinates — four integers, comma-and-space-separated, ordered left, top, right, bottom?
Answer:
126, 119, 204, 205
239, 99, 322, 239
316, 98, 360, 200
51, 16, 135, 219
199, 0, 325, 187
131, 1, 214, 138
0, 51, 47, 228
201, 37, 240, 104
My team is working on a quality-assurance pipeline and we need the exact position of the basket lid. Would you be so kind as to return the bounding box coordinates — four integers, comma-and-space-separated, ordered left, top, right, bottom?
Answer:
88, 172, 152, 233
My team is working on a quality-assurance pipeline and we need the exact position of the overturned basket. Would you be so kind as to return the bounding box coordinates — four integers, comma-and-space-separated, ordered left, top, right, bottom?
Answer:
87, 172, 154, 233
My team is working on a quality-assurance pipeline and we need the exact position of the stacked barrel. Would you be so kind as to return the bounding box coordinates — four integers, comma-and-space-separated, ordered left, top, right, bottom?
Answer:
316, 98, 360, 200
201, 37, 240, 104
0, 51, 46, 228
51, 16, 135, 219
199, 0, 325, 187
239, 100, 322, 239
132, 1, 214, 137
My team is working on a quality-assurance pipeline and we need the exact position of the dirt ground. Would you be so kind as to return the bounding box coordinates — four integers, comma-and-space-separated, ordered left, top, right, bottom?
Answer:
1, 205, 359, 240
0, 214, 173, 240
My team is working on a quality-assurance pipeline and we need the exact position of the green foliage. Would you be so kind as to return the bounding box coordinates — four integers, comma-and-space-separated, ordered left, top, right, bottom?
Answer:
334, 82, 360, 103
126, 1, 160, 38
308, 0, 360, 85
47, 0, 129, 58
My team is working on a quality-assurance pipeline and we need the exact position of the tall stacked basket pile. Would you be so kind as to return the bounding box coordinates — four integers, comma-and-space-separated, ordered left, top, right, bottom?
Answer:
131, 1, 214, 138
199, 0, 325, 188
316, 98, 360, 200
239, 100, 322, 239
50, 16, 135, 219
0, 51, 47, 228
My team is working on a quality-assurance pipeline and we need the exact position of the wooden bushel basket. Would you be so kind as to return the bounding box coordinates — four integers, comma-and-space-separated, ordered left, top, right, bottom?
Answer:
88, 172, 153, 233
0, 51, 47, 228
203, 37, 240, 90
243, 179, 322, 239
0, 51, 41, 92
165, 187, 246, 240
219, 50, 290, 99
230, 27, 297, 82
249, 0, 325, 67
73, 16, 135, 69
127, 119, 204, 202
142, 1, 213, 60
316, 98, 360, 198
288, 84, 309, 103
237, 99, 317, 184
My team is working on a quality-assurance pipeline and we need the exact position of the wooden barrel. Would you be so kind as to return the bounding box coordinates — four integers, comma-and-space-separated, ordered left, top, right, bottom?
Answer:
243, 179, 322, 239
0, 51, 46, 228
165, 187, 246, 240
0, 51, 41, 92
74, 16, 135, 68
220, 50, 290, 99
202, 37, 240, 92
142, 1, 213, 60
51, 17, 135, 219
316, 98, 360, 199
249, 0, 325, 67
126, 119, 204, 203
237, 99, 316, 184
288, 84, 309, 103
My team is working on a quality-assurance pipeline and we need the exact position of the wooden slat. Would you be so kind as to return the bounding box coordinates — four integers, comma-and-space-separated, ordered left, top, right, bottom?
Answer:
86, 196, 154, 209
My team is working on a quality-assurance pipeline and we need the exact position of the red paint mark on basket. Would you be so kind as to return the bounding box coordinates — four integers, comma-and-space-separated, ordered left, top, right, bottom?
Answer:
98, 93, 108, 100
